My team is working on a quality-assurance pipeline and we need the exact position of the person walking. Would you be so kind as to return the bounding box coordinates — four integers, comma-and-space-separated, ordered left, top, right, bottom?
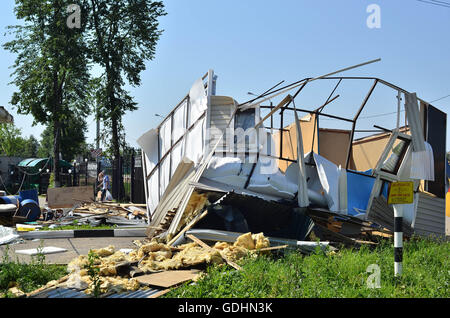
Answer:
97, 170, 111, 202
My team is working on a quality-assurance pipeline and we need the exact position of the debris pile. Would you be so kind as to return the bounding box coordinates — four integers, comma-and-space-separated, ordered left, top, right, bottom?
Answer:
41, 201, 149, 227
31, 232, 274, 297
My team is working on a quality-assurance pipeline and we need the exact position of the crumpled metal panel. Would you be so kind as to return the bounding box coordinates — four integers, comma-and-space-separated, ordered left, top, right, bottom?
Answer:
33, 287, 164, 298
106, 288, 163, 298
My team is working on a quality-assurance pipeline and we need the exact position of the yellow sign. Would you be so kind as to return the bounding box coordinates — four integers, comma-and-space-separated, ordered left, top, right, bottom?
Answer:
388, 182, 414, 205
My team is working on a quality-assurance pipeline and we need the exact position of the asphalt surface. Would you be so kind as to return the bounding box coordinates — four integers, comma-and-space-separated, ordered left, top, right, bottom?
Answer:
0, 237, 145, 264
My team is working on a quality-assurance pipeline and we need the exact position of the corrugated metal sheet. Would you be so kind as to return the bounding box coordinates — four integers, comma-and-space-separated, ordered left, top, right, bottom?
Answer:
32, 287, 164, 298
106, 288, 163, 298
368, 193, 446, 239
414, 192, 445, 238
367, 196, 413, 236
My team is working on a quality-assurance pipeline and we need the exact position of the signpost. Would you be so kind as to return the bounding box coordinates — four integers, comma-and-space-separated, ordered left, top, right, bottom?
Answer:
387, 181, 414, 277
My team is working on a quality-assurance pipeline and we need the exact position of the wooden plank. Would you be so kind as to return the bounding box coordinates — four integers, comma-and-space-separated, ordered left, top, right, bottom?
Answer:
47, 186, 94, 208
256, 245, 288, 252
167, 210, 208, 246
136, 270, 202, 288
148, 288, 172, 298
254, 95, 292, 129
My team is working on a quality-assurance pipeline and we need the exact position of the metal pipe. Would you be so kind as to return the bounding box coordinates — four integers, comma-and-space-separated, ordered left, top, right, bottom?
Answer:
345, 79, 379, 169
260, 105, 354, 123
240, 58, 381, 110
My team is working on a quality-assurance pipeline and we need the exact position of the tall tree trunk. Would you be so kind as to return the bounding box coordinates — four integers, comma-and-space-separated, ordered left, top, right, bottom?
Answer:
52, 70, 62, 187
53, 119, 61, 187
111, 114, 120, 161
111, 111, 124, 200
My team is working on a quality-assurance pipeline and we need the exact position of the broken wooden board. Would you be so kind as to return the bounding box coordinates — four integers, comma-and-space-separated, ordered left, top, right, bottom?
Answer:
48, 186, 94, 208
135, 269, 202, 288
168, 210, 208, 246
256, 245, 289, 252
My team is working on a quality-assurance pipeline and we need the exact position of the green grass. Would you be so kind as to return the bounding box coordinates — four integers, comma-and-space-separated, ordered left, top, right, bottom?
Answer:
0, 244, 67, 297
39, 224, 117, 231
165, 237, 449, 298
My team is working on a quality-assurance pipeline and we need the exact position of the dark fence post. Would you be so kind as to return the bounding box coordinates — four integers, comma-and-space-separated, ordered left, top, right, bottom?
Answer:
85, 160, 88, 186
112, 158, 118, 200
130, 150, 135, 203
119, 155, 125, 202
73, 165, 77, 187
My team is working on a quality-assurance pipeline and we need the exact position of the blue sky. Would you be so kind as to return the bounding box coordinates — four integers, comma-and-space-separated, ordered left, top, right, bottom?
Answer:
0, 0, 449, 151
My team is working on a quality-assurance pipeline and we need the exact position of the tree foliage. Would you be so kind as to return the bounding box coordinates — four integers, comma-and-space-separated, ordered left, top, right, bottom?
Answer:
0, 123, 26, 157
4, 0, 166, 191
87, 0, 166, 159
25, 135, 40, 157
0, 123, 40, 157
4, 0, 92, 185
38, 115, 90, 162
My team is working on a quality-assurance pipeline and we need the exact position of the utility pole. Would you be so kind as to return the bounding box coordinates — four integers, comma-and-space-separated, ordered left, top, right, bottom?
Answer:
388, 181, 413, 277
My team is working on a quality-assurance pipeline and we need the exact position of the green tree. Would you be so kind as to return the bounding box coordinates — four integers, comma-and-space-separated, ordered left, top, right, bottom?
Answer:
87, 0, 166, 160
38, 115, 89, 162
0, 123, 27, 156
24, 135, 40, 157
4, 0, 92, 187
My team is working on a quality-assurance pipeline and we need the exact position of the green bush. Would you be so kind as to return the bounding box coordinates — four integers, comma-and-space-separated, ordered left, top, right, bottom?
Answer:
0, 243, 67, 297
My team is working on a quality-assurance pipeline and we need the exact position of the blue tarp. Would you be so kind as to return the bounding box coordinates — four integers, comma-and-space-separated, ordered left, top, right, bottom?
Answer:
346, 170, 389, 216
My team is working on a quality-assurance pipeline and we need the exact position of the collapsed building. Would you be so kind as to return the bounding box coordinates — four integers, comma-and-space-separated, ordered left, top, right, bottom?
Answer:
137, 64, 447, 247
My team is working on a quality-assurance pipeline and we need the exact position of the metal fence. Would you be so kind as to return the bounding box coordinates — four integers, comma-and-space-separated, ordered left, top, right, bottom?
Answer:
107, 149, 146, 204
0, 151, 146, 204
97, 149, 146, 204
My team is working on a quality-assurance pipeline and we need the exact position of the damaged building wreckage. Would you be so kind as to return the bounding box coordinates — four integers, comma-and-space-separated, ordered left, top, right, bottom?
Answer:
138, 59, 446, 248
9, 59, 448, 298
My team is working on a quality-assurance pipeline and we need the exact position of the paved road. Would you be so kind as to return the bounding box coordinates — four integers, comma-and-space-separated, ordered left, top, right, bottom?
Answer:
0, 196, 148, 264
0, 237, 145, 264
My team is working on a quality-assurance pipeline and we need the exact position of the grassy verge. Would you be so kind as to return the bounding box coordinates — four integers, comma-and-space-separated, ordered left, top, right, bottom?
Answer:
39, 224, 117, 231
0, 244, 67, 297
165, 237, 449, 298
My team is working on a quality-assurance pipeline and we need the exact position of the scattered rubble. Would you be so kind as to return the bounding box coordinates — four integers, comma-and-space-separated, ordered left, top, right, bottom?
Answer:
28, 232, 281, 297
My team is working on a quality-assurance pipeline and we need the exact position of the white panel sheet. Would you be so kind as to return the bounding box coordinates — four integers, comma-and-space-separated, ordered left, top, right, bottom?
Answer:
136, 129, 159, 171
204, 155, 298, 200
189, 77, 207, 125
173, 100, 187, 142
410, 142, 435, 181
185, 117, 205, 165
248, 162, 297, 199
171, 142, 184, 177
137, 129, 160, 216
160, 119, 172, 158
147, 173, 159, 214
312, 153, 340, 212
137, 75, 210, 217
159, 156, 171, 199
